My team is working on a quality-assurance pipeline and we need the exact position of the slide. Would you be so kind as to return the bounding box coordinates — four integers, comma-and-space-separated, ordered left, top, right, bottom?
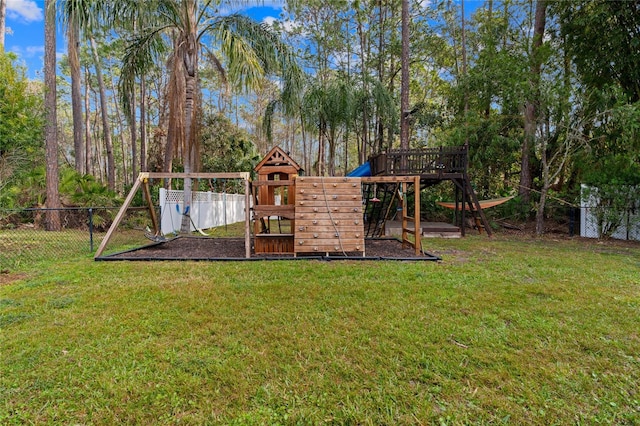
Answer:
346, 162, 372, 177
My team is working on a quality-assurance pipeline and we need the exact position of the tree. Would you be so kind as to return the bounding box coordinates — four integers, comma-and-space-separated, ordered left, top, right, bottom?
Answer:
59, 0, 86, 174
118, 0, 301, 232
0, 0, 6, 52
519, 0, 547, 205
557, 0, 640, 104
0, 53, 43, 207
400, 0, 410, 151
44, 0, 61, 230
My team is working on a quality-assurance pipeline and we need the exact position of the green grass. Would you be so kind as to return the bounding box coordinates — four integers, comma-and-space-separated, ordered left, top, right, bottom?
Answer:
1, 234, 639, 424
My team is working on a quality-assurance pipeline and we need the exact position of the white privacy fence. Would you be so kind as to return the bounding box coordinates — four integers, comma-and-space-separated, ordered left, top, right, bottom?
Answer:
580, 184, 640, 241
159, 188, 246, 235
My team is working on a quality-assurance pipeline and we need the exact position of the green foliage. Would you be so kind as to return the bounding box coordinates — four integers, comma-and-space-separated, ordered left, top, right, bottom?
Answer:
58, 168, 120, 207
200, 113, 260, 175
556, 0, 640, 103
0, 53, 44, 208
0, 53, 43, 155
1, 167, 120, 209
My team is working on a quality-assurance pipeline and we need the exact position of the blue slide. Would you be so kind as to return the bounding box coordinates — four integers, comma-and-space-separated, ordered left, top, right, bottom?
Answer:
347, 162, 372, 177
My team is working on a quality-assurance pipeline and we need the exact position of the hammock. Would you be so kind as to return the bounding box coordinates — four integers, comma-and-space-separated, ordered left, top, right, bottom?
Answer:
437, 195, 515, 211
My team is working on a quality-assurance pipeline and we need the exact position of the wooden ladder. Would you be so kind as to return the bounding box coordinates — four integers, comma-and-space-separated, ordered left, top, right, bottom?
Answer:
464, 178, 492, 236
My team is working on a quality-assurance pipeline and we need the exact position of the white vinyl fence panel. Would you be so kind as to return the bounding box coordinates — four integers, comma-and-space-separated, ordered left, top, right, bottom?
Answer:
159, 188, 246, 235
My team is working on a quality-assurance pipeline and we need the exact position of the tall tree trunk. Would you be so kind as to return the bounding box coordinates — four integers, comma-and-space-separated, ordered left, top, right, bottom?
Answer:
90, 36, 115, 190
179, 4, 199, 233
110, 77, 129, 187
1, 0, 6, 52
461, 0, 468, 112
140, 76, 147, 172
129, 82, 137, 183
44, 0, 60, 230
375, 0, 386, 151
520, 0, 547, 204
84, 66, 93, 175
317, 120, 326, 176
400, 0, 410, 152
68, 18, 84, 174
356, 15, 369, 163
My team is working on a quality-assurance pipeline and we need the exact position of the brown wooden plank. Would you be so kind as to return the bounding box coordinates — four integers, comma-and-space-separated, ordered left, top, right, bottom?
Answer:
144, 172, 250, 180
295, 219, 361, 227
257, 165, 298, 174
295, 225, 364, 233
252, 180, 295, 187
296, 213, 363, 221
253, 205, 296, 219
361, 176, 420, 183
296, 190, 362, 199
295, 206, 362, 214
296, 200, 362, 207
296, 176, 360, 183
295, 237, 364, 244
295, 244, 364, 252
244, 178, 251, 258
142, 179, 160, 235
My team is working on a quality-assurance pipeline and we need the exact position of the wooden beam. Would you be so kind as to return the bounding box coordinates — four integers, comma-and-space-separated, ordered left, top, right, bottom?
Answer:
414, 175, 421, 255
252, 180, 295, 187
143, 172, 250, 180
94, 176, 142, 258
244, 178, 251, 258
361, 176, 419, 183
141, 178, 159, 235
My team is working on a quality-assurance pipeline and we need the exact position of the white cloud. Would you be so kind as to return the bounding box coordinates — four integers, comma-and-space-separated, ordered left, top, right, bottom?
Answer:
262, 16, 299, 33
25, 45, 44, 57
6, 0, 43, 23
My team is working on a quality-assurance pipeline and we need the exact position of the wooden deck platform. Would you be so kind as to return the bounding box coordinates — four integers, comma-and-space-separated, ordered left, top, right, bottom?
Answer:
384, 220, 461, 238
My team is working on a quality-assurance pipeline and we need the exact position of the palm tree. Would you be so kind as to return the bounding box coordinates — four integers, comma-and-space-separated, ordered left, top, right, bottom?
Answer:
60, 0, 116, 190
0, 0, 6, 52
44, 0, 61, 230
117, 0, 301, 232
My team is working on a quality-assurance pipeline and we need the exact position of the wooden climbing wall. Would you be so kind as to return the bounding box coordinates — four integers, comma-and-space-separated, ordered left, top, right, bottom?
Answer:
294, 177, 365, 255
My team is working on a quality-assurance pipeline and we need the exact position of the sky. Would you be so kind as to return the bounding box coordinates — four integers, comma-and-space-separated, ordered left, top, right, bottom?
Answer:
3, 0, 480, 80
3, 0, 285, 79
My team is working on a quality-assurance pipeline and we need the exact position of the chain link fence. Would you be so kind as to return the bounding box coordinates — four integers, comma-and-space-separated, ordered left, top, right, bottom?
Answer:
0, 207, 154, 271
579, 205, 640, 241
2, 204, 637, 271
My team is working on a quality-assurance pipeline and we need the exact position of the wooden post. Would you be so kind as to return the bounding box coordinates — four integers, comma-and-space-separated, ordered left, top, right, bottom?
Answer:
245, 177, 251, 258
414, 175, 421, 255
401, 181, 408, 247
142, 178, 160, 235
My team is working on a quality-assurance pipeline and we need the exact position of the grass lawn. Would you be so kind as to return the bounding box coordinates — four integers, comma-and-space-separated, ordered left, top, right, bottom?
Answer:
1, 234, 639, 424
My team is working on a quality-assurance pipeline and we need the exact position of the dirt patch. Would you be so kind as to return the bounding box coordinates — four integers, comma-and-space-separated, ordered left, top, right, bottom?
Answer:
0, 271, 26, 286
103, 237, 439, 261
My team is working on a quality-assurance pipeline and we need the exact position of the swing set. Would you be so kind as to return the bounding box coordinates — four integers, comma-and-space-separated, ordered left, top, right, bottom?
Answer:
95, 172, 251, 259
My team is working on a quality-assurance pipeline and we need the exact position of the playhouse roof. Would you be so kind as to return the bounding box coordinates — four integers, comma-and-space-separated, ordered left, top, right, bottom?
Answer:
254, 146, 303, 173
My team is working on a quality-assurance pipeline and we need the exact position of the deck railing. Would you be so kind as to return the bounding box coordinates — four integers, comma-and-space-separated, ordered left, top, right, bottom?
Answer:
369, 146, 468, 176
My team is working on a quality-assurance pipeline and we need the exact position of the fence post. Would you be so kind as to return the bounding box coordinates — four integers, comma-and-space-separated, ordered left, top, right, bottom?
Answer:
89, 208, 94, 252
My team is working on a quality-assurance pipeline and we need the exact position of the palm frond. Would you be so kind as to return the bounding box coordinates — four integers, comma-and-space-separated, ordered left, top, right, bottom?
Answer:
118, 26, 170, 118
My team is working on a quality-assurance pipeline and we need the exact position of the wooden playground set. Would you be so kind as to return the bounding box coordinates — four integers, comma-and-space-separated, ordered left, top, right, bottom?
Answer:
95, 145, 491, 261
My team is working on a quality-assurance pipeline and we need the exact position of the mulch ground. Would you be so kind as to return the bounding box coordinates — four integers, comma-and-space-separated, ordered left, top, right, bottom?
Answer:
104, 237, 439, 261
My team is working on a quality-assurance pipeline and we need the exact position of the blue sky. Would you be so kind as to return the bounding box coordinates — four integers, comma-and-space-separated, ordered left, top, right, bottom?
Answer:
3, 0, 285, 79
4, 0, 480, 80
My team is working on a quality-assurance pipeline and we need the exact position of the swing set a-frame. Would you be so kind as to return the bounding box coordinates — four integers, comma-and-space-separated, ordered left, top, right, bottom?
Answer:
94, 172, 252, 259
